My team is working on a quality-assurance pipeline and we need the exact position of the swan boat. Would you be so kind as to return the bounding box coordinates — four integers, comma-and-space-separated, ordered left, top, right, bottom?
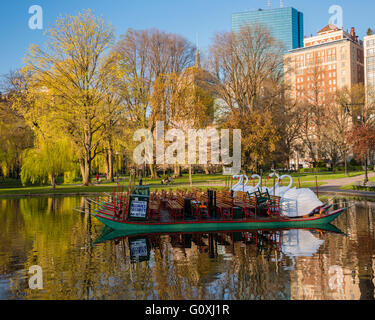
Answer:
88, 186, 346, 233
232, 173, 325, 218
85, 172, 347, 233
90, 206, 345, 233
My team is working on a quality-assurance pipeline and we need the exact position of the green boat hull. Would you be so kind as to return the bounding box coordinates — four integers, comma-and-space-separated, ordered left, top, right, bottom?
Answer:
94, 223, 344, 244
91, 208, 346, 237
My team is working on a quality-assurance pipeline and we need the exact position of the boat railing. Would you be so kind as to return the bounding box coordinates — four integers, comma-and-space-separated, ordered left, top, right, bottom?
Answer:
90, 188, 283, 224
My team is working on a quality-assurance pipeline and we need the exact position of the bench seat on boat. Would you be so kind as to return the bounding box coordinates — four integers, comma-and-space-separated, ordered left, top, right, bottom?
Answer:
167, 198, 185, 220
216, 194, 233, 219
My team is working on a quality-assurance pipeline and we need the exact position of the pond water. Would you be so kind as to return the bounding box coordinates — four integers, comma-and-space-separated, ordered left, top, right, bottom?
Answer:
0, 196, 374, 300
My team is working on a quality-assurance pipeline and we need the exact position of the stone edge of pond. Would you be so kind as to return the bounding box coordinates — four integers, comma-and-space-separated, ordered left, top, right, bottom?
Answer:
0, 192, 108, 199
1, 190, 375, 200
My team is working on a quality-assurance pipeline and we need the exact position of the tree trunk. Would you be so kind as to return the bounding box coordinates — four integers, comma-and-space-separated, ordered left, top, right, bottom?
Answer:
149, 164, 157, 179
104, 149, 109, 180
51, 175, 56, 189
80, 158, 91, 186
174, 164, 181, 178
81, 126, 93, 186
189, 165, 193, 188
364, 153, 369, 185
344, 152, 348, 176
108, 147, 114, 182
204, 164, 209, 175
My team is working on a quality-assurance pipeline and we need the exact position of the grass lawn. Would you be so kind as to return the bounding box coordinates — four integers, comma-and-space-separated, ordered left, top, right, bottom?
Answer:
0, 172, 331, 198
289, 171, 365, 181
340, 184, 355, 190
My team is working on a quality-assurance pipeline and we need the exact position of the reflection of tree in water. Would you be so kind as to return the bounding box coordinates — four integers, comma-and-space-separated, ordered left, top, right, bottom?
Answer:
105, 230, 295, 299
289, 199, 375, 300
1, 196, 375, 300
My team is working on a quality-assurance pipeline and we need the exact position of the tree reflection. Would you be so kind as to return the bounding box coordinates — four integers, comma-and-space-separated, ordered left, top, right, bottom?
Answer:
0, 197, 374, 300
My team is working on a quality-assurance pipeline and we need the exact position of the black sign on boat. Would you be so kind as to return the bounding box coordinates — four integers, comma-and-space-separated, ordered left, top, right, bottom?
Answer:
128, 195, 149, 221
128, 185, 150, 221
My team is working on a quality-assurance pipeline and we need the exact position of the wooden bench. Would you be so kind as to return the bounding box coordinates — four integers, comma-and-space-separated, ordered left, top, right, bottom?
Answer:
267, 195, 281, 217
148, 199, 161, 221
216, 193, 234, 219
243, 195, 258, 219
167, 197, 184, 220
233, 192, 258, 219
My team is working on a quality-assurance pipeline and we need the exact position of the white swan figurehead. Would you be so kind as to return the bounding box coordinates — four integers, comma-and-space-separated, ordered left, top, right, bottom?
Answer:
277, 175, 295, 197
232, 174, 250, 192
232, 175, 243, 191
245, 174, 262, 194
263, 172, 280, 194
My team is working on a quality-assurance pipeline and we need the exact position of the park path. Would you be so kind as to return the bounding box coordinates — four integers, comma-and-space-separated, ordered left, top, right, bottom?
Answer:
317, 172, 375, 187
312, 172, 375, 198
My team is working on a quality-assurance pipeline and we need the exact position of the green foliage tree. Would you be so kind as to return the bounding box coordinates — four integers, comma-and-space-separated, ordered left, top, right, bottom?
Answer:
0, 93, 34, 180
22, 10, 115, 186
21, 138, 75, 188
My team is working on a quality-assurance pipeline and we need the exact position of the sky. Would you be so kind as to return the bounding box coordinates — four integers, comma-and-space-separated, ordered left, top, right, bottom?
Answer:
0, 0, 374, 77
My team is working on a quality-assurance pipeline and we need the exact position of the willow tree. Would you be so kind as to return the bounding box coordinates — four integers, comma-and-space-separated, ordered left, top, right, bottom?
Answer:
21, 138, 75, 188
1, 73, 36, 179
23, 10, 115, 185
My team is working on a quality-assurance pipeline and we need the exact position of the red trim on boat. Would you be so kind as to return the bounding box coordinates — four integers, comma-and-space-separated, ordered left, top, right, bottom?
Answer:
94, 208, 345, 225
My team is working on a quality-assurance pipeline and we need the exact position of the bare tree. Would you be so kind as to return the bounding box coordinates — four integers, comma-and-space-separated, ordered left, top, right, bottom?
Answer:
298, 55, 332, 167
209, 24, 284, 114
113, 28, 195, 178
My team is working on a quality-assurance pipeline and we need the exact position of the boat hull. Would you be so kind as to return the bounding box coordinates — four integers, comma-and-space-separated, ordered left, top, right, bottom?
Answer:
91, 208, 346, 235
94, 223, 344, 244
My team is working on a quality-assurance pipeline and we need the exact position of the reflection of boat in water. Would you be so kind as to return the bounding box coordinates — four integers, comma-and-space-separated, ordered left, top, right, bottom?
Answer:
93, 225, 344, 265
94, 224, 344, 246
281, 229, 325, 257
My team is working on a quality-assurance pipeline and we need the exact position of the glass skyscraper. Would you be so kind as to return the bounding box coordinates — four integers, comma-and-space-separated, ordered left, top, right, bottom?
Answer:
232, 7, 304, 52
